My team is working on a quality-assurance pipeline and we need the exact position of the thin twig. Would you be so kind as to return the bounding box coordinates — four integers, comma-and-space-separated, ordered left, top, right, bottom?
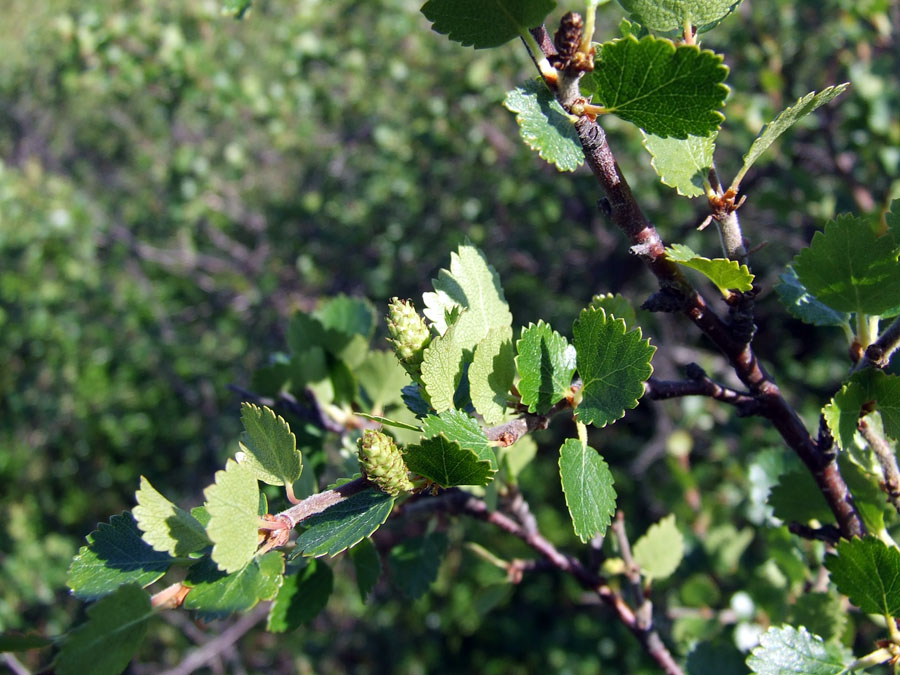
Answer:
157, 603, 270, 675
2, 653, 30, 675
855, 315, 900, 371
612, 512, 652, 631
859, 417, 900, 515
645, 363, 759, 415
787, 522, 842, 545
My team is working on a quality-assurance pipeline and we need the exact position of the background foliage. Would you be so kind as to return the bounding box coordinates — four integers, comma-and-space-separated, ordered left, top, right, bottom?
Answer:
2, 0, 899, 672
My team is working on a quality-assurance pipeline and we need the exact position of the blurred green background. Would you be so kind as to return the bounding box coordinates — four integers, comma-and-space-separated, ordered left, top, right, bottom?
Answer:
2, 0, 899, 672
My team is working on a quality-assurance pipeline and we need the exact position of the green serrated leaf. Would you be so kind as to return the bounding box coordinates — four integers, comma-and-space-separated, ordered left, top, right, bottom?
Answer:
559, 438, 617, 542
237, 403, 302, 486
633, 514, 684, 580
503, 79, 584, 172
420, 320, 466, 412
354, 412, 422, 432
768, 469, 832, 524
793, 214, 900, 317
746, 625, 850, 675
388, 532, 449, 599
404, 434, 496, 487
184, 551, 284, 620
825, 370, 900, 449
573, 307, 655, 428
733, 85, 850, 189
789, 592, 847, 643
422, 409, 497, 469
641, 131, 716, 197
0, 633, 54, 652
776, 266, 850, 327
616, 0, 741, 34
267, 559, 334, 632
67, 512, 172, 599
314, 294, 375, 368
295, 489, 395, 557
826, 537, 900, 616
469, 327, 515, 424
356, 350, 409, 410
133, 477, 210, 557
582, 36, 728, 138
666, 244, 754, 293
350, 537, 382, 602
55, 584, 152, 675
421, 0, 555, 49
515, 321, 576, 414
422, 243, 512, 346
590, 293, 638, 330
204, 459, 261, 573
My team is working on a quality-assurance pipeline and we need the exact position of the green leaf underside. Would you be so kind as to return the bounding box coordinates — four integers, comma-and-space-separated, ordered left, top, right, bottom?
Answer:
590, 293, 638, 330
354, 412, 422, 432
734, 84, 850, 189
515, 321, 576, 414
789, 592, 847, 643
0, 633, 54, 651
826, 537, 900, 616
422, 409, 497, 468
573, 307, 655, 428
469, 327, 516, 424
583, 36, 728, 139
776, 267, 850, 327
350, 538, 382, 601
558, 439, 617, 542
133, 477, 210, 557
356, 350, 409, 410
768, 469, 832, 523
237, 402, 302, 486
204, 459, 261, 573
746, 625, 850, 675
503, 79, 584, 172
422, 244, 513, 360
184, 551, 284, 620
67, 512, 172, 599
666, 243, 754, 293
267, 559, 334, 632
824, 369, 900, 449
404, 434, 495, 487
616, 0, 742, 33
55, 585, 152, 675
633, 514, 684, 580
420, 320, 466, 412
388, 532, 449, 599
295, 489, 395, 557
641, 131, 716, 197
793, 214, 900, 317
421, 0, 555, 49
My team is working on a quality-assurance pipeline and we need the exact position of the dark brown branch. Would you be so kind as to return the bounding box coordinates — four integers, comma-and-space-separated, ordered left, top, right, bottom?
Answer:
856, 316, 900, 371
787, 522, 842, 546
612, 512, 652, 631
530, 24, 864, 540
859, 418, 900, 515
645, 364, 759, 415
228, 384, 347, 435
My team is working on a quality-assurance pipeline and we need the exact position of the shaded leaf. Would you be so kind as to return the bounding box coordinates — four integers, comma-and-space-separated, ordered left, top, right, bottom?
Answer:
641, 131, 716, 197
237, 403, 302, 487
582, 36, 729, 138
55, 585, 152, 675
768, 469, 832, 524
503, 79, 584, 172
350, 538, 382, 602
469, 327, 515, 424
733, 85, 850, 190
559, 438, 617, 542
0, 633, 54, 652
67, 513, 171, 600
590, 293, 638, 330
616, 0, 742, 34
515, 321, 577, 414
746, 625, 850, 675
633, 514, 684, 580
422, 409, 497, 468
133, 477, 210, 557
789, 592, 847, 644
666, 243, 754, 293
793, 214, 900, 317
685, 640, 747, 675
267, 559, 334, 632
388, 532, 449, 599
356, 350, 409, 410
573, 307, 655, 428
204, 459, 261, 573
401, 383, 432, 418
403, 434, 495, 487
295, 489, 394, 558
184, 551, 284, 620
826, 537, 900, 616
421, 0, 555, 49
776, 266, 850, 327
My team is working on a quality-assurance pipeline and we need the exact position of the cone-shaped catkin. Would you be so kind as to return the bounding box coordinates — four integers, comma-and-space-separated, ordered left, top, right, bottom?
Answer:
386, 297, 431, 377
357, 429, 414, 496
